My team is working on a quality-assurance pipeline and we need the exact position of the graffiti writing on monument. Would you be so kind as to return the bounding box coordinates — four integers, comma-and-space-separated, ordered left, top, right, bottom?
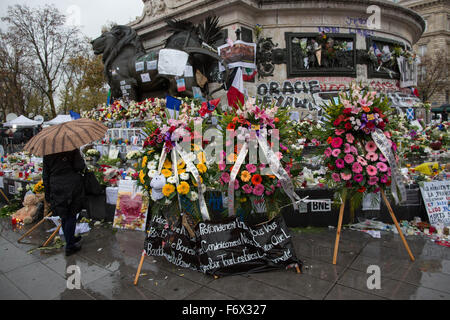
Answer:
256, 77, 409, 120
317, 26, 375, 38
256, 80, 325, 120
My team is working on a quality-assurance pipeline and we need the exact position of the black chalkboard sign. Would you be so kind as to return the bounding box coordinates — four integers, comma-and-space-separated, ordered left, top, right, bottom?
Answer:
144, 213, 302, 277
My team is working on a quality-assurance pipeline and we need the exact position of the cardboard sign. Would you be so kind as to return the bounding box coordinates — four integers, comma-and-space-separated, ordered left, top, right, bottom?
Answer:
144, 214, 301, 276
141, 73, 151, 83
113, 180, 149, 231
147, 60, 157, 70
397, 56, 417, 88
184, 65, 193, 77
218, 40, 257, 72
135, 61, 144, 72
176, 78, 186, 92
310, 199, 331, 212
158, 49, 189, 76
420, 181, 450, 227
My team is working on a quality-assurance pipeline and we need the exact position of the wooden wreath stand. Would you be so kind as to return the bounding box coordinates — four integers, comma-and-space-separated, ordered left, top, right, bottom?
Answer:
332, 188, 415, 265
17, 198, 61, 250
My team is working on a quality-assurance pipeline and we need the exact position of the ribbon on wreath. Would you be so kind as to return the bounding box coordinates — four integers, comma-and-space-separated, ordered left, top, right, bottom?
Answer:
156, 145, 210, 221
371, 129, 407, 204
228, 141, 249, 216
227, 128, 304, 216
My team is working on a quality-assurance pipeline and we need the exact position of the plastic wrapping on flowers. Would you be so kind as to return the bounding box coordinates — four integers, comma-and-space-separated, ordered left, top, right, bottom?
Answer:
318, 82, 400, 211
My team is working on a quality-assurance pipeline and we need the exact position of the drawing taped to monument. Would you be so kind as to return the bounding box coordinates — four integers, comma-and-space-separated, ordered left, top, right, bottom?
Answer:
144, 213, 302, 276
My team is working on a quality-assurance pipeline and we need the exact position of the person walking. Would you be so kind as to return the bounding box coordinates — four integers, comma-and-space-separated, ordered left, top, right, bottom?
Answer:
43, 149, 86, 256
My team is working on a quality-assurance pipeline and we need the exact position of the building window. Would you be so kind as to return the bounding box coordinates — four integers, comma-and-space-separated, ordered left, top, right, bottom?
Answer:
418, 65, 426, 81
419, 44, 427, 57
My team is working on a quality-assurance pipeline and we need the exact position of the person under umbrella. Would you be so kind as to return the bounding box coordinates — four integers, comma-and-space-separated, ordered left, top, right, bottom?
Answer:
43, 149, 85, 255
24, 119, 107, 256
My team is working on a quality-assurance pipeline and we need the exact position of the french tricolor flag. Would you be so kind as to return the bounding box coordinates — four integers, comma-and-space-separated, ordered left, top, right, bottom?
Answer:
227, 67, 245, 109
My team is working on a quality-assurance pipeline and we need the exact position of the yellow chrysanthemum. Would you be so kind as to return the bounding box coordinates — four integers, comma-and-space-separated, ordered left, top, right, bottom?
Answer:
196, 163, 207, 174
162, 184, 175, 197
141, 156, 148, 168
239, 197, 247, 203
177, 159, 186, 169
177, 181, 190, 195
241, 170, 251, 182
161, 169, 172, 178
147, 150, 154, 155
163, 159, 172, 169
227, 153, 237, 163
139, 170, 145, 184
197, 152, 206, 163
178, 169, 186, 174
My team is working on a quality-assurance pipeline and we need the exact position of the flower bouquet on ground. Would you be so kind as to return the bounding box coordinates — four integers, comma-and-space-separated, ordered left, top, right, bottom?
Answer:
209, 98, 302, 222
319, 82, 407, 214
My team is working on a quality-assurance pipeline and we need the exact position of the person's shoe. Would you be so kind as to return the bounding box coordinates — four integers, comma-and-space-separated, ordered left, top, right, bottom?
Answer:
65, 242, 82, 256
74, 235, 82, 244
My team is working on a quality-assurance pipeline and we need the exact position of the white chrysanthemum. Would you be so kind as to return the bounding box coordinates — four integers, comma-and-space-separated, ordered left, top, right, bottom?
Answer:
154, 154, 159, 160
148, 169, 157, 178
189, 191, 198, 201
180, 173, 189, 181
167, 176, 176, 184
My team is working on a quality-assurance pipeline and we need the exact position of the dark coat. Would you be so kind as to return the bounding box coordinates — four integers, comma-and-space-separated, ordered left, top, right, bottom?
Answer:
43, 149, 86, 218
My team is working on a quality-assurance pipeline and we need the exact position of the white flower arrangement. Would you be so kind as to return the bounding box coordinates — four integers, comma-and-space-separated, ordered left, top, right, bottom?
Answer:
126, 150, 141, 160
86, 149, 100, 157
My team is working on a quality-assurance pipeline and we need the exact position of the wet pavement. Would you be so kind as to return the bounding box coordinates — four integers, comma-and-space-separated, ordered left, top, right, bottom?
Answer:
1, 217, 449, 300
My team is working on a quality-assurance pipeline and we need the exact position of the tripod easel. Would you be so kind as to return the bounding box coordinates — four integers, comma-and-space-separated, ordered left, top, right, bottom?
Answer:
332, 189, 415, 265
17, 200, 61, 250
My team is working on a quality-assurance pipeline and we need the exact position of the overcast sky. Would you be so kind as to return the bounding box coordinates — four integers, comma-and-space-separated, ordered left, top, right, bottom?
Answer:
0, 0, 144, 39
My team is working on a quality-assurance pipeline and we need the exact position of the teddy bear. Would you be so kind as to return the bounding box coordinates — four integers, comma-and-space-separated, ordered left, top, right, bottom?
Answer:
150, 174, 166, 201
13, 193, 42, 224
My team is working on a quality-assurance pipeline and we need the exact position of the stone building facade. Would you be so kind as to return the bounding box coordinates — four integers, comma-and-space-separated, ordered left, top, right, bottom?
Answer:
398, 0, 450, 107
130, 0, 426, 120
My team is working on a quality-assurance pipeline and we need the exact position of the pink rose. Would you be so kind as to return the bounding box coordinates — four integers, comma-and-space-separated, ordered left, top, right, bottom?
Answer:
253, 184, 265, 196
366, 165, 377, 176
336, 158, 345, 169
352, 162, 363, 173
376, 162, 388, 172
365, 141, 377, 153
346, 133, 355, 144
245, 164, 257, 173
242, 184, 253, 194
221, 172, 230, 183
332, 173, 341, 182
331, 137, 343, 148
344, 154, 355, 164
340, 172, 352, 181
332, 149, 341, 157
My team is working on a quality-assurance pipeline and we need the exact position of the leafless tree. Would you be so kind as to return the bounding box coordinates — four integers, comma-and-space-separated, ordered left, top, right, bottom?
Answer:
1, 4, 83, 117
417, 49, 449, 103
